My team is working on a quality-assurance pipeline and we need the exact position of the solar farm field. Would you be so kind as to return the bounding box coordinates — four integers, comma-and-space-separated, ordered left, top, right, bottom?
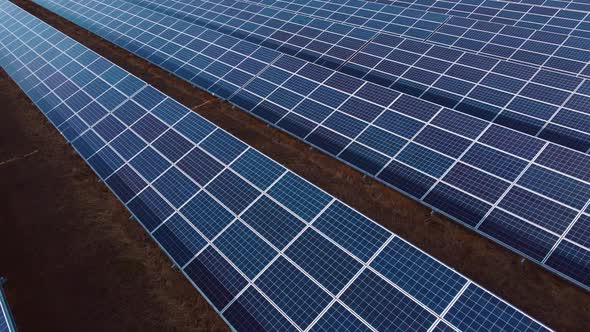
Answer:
0, 0, 589, 331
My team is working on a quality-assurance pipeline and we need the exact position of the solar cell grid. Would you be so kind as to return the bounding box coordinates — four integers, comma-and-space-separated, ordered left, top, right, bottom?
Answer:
0, 2, 552, 330
237, 0, 590, 76
66, 0, 590, 153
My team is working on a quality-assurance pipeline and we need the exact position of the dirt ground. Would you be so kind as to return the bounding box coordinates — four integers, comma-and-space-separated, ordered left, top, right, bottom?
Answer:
0, 0, 589, 331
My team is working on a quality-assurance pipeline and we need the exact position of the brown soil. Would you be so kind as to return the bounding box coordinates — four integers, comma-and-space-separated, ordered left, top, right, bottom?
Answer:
1, 0, 589, 331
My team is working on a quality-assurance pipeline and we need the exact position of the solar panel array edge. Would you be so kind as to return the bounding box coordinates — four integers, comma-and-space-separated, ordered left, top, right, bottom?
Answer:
0, 2, 553, 331
0, 282, 15, 332
30, 0, 590, 291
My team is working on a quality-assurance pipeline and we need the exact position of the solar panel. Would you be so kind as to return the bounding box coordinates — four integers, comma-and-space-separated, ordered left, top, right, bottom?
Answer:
0, 2, 552, 330
117, 0, 590, 152
367, 0, 590, 38
0, 280, 15, 332
32, 0, 590, 291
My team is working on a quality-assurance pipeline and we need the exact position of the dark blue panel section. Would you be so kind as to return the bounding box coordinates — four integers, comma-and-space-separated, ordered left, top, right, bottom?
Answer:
425, 183, 491, 227
93, 114, 126, 142
314, 201, 390, 262
268, 173, 332, 222
323, 112, 367, 138
445, 284, 547, 332
397, 143, 454, 178
206, 170, 260, 214
128, 187, 174, 232
287, 229, 362, 295
479, 125, 544, 160
342, 270, 436, 332
256, 257, 332, 330
536, 144, 590, 183
111, 129, 147, 160
339, 97, 384, 122
311, 302, 372, 332
113, 100, 146, 126
241, 196, 305, 250
444, 163, 510, 203
78, 101, 107, 125
307, 126, 351, 155
374, 110, 423, 139
231, 149, 285, 190
184, 247, 248, 310
251, 101, 289, 124
129, 147, 171, 182
72, 130, 105, 159
87, 146, 124, 179
479, 210, 558, 261
174, 112, 216, 143
153, 167, 199, 208
371, 237, 466, 314
106, 165, 147, 203
431, 109, 487, 139
116, 75, 145, 96
357, 126, 407, 157
414, 126, 471, 158
546, 241, 590, 288
518, 165, 590, 209
378, 160, 437, 198
356, 84, 400, 107
180, 191, 234, 240
539, 124, 590, 152
566, 215, 590, 248
177, 147, 224, 186
390, 94, 440, 122
277, 113, 317, 138
225, 287, 298, 332
340, 143, 390, 175
200, 130, 247, 164
461, 144, 528, 182
133, 85, 167, 109
132, 113, 168, 142
153, 214, 207, 267
97, 88, 126, 110
152, 129, 194, 162
214, 221, 277, 279
499, 187, 576, 234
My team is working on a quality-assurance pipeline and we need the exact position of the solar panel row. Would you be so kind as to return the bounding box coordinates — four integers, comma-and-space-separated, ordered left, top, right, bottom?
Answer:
0, 2, 552, 330
32, 0, 590, 291
123, 0, 590, 152
237, 0, 590, 77
368, 0, 590, 38
0, 281, 15, 332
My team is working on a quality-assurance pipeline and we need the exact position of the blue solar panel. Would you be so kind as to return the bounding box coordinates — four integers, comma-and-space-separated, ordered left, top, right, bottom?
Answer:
0, 2, 558, 330
0, 281, 15, 332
